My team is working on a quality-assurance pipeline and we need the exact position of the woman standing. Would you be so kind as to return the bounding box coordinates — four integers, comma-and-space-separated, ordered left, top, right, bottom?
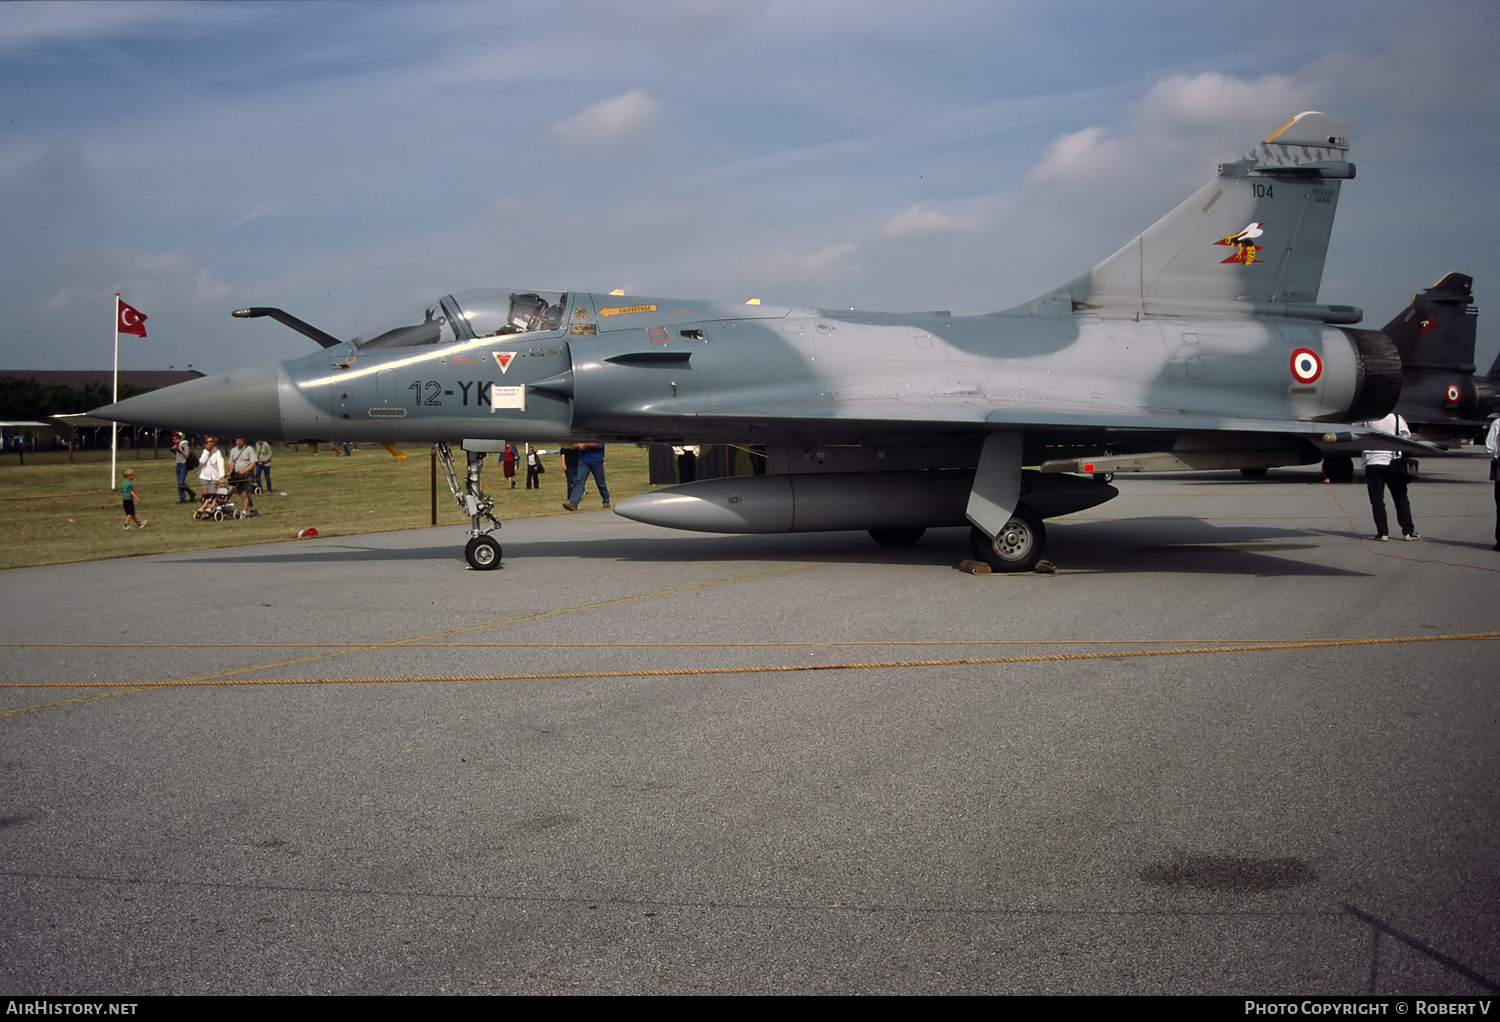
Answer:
197, 436, 225, 498
501, 443, 518, 489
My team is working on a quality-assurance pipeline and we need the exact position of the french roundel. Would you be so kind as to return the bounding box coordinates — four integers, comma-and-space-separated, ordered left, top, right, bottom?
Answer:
1290, 348, 1322, 384
1445, 384, 1461, 404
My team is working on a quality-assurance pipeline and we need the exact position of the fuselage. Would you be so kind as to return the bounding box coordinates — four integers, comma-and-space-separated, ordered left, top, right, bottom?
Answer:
119, 290, 1399, 454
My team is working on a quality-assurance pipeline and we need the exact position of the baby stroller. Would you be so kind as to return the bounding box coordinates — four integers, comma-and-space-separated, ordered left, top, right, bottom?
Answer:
194, 487, 244, 521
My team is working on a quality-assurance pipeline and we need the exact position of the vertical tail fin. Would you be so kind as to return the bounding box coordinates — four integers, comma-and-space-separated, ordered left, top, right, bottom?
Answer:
1381, 272, 1479, 372
1385, 273, 1496, 434
1073, 112, 1357, 319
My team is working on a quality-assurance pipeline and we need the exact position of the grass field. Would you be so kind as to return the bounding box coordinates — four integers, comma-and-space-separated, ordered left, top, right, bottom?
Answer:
0, 444, 653, 570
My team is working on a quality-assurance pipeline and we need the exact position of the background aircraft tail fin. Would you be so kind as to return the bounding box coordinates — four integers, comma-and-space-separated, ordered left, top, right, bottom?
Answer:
1069, 112, 1355, 319
1384, 273, 1497, 430
1380, 272, 1479, 373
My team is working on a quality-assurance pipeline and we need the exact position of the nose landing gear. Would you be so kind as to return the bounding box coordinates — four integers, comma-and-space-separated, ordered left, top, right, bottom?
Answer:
436, 442, 504, 570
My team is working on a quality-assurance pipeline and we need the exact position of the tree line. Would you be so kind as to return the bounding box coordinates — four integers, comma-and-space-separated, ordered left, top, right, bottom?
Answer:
0, 376, 153, 420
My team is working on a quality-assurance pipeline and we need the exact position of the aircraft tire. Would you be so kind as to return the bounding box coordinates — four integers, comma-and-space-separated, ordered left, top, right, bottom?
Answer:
868, 528, 925, 547
1240, 467, 1269, 478
1322, 454, 1355, 484
1093, 472, 1114, 483
969, 505, 1046, 573
465, 535, 502, 571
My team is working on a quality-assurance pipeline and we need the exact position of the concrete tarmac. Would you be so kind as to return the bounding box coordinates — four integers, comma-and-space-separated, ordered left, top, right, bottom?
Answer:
2, 460, 1497, 995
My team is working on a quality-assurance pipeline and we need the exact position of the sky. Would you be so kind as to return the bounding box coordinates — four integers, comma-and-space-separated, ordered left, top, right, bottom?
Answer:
3, 0, 1498, 375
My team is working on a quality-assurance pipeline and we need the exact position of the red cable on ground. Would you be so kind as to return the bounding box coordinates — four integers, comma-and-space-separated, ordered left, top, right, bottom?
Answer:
1322, 475, 1500, 574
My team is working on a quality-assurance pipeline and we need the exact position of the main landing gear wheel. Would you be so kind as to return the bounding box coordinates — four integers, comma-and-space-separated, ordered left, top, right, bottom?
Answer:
465, 534, 502, 570
869, 527, 926, 547
969, 505, 1046, 573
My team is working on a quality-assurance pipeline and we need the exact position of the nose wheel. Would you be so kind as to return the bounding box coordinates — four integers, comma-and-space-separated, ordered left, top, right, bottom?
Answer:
465, 534, 502, 570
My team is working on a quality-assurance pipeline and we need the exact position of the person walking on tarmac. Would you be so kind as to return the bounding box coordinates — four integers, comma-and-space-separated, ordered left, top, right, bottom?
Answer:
562, 443, 610, 511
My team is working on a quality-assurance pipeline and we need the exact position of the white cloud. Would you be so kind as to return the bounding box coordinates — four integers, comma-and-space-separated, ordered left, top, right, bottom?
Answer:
1024, 126, 1118, 185
1134, 72, 1309, 139
764, 241, 857, 279
879, 203, 981, 240
547, 89, 668, 148
1024, 72, 1319, 187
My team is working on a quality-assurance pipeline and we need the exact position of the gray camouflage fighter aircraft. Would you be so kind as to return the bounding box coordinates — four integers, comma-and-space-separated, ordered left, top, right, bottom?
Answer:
98, 111, 1428, 571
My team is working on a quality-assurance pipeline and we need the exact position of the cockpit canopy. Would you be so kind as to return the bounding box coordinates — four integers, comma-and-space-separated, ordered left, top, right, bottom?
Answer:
354, 289, 568, 350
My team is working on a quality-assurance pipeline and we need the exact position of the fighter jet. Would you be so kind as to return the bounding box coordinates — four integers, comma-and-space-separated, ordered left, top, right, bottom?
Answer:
97, 111, 1424, 571
1295, 272, 1495, 483
1382, 272, 1496, 445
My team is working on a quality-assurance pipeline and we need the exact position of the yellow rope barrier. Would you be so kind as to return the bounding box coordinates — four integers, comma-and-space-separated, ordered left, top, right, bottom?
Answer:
5, 632, 1494, 690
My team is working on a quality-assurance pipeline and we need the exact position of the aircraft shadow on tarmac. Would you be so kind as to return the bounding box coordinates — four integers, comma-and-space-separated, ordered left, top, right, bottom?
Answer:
1343, 904, 1500, 995
175, 517, 1371, 577
1302, 527, 1498, 555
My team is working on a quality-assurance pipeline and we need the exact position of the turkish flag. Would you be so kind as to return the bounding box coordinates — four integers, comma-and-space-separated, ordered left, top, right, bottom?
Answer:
118, 298, 148, 337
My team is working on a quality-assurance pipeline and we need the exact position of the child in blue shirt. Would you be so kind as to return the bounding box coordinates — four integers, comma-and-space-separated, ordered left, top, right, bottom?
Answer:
121, 469, 147, 529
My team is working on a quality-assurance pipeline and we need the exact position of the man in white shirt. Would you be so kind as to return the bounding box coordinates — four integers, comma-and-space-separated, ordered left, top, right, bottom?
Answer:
1358, 413, 1418, 542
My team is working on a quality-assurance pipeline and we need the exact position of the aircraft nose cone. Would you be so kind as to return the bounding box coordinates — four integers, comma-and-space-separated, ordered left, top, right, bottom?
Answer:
93, 365, 284, 439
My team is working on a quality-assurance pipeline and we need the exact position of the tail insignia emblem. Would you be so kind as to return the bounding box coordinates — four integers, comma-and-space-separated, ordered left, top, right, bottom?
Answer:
1216, 221, 1267, 265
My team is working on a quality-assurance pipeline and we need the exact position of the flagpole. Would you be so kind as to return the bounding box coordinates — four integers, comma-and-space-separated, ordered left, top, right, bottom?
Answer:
111, 294, 120, 489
